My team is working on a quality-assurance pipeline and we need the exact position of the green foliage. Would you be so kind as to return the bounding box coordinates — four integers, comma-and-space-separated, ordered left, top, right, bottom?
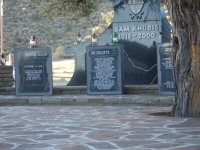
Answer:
9, 0, 20, 5
31, 13, 42, 21
2, 47, 12, 54
103, 15, 113, 26
55, 45, 64, 54
40, 0, 99, 19
28, 0, 40, 8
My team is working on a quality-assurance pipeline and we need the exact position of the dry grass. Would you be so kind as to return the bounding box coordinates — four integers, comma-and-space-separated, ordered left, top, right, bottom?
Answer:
52, 59, 75, 85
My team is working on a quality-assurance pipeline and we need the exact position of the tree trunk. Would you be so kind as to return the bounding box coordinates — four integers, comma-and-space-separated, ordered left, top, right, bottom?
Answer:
169, 0, 200, 117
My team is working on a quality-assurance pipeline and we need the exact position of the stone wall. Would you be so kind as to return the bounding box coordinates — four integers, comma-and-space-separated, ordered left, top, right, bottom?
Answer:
0, 66, 14, 95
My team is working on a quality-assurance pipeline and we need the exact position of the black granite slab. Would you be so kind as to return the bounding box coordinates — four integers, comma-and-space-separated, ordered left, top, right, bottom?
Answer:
15, 48, 53, 96
86, 45, 123, 95
157, 43, 175, 96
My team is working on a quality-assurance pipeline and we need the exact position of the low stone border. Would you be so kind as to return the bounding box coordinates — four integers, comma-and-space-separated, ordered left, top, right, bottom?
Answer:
0, 94, 174, 106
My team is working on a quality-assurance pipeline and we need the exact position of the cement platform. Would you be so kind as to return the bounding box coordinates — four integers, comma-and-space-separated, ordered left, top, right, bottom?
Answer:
0, 94, 174, 106
0, 85, 174, 106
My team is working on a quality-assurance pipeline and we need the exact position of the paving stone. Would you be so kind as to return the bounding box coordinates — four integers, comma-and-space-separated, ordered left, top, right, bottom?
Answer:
56, 144, 92, 150
169, 118, 200, 128
181, 131, 200, 136
174, 145, 200, 150
145, 142, 182, 149
124, 134, 153, 140
175, 138, 200, 145
15, 143, 51, 149
37, 134, 70, 140
113, 139, 155, 148
157, 133, 186, 139
87, 142, 118, 149
0, 142, 14, 149
0, 106, 200, 150
5, 130, 54, 136
86, 130, 126, 141
5, 137, 36, 144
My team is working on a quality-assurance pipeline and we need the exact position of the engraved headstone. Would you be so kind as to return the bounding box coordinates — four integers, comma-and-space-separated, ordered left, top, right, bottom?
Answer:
157, 43, 175, 95
86, 45, 123, 95
15, 48, 53, 96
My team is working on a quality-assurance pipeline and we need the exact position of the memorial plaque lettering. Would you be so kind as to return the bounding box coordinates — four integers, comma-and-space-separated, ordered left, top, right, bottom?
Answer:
113, 22, 162, 44
15, 48, 52, 96
157, 43, 175, 95
86, 45, 123, 95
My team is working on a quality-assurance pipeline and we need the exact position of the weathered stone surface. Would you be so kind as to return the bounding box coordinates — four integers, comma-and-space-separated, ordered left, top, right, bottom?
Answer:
87, 130, 126, 141
62, 97, 76, 105
87, 142, 117, 149
37, 134, 70, 140
28, 97, 42, 105
16, 143, 51, 149
0, 106, 200, 149
0, 142, 14, 149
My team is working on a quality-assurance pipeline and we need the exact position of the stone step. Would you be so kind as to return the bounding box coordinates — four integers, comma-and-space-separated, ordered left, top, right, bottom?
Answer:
53, 85, 158, 95
0, 85, 158, 95
0, 94, 174, 106
55, 85, 158, 95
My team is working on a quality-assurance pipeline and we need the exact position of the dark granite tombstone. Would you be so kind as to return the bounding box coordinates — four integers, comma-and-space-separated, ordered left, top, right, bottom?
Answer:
15, 48, 53, 96
65, 0, 172, 86
157, 43, 175, 95
86, 45, 123, 95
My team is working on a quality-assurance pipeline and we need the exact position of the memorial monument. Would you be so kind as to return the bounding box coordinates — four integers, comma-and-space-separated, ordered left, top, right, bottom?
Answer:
157, 43, 174, 95
86, 45, 124, 95
65, 0, 172, 86
15, 48, 53, 96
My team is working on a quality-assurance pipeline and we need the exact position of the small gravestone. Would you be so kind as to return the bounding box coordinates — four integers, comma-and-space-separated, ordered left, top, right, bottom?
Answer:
15, 48, 53, 96
157, 43, 175, 95
86, 45, 123, 95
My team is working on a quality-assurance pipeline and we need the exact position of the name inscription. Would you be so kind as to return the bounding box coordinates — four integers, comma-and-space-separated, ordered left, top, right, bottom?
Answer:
113, 22, 161, 42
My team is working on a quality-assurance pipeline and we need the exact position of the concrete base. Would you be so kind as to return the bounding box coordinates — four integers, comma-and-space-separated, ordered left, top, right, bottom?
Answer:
0, 85, 174, 106
0, 85, 158, 95
0, 94, 174, 106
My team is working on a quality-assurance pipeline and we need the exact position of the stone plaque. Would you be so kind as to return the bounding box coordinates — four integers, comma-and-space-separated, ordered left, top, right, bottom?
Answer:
86, 45, 123, 95
113, 21, 162, 46
157, 43, 175, 95
15, 48, 53, 96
